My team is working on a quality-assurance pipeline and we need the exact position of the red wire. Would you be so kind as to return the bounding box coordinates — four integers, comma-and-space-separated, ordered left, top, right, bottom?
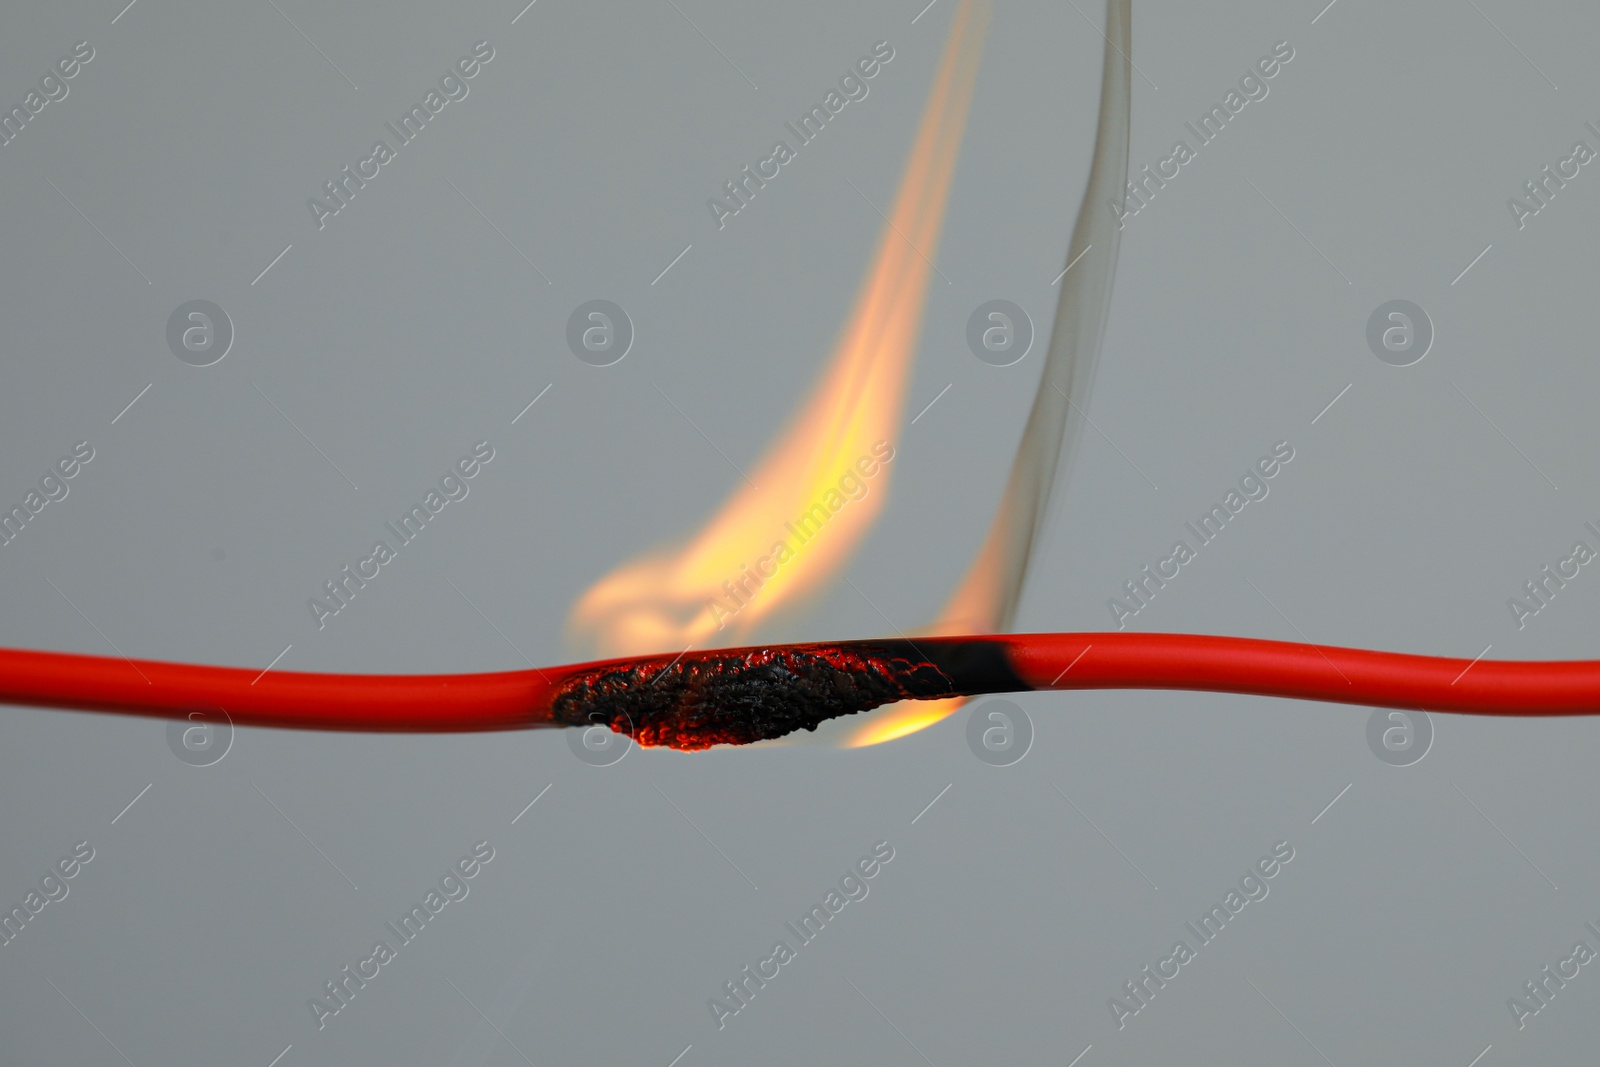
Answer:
0, 633, 1596, 733
0, 645, 555, 732
1001, 633, 1600, 716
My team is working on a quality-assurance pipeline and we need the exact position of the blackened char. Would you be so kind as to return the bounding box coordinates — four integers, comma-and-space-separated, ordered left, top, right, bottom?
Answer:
550, 642, 968, 750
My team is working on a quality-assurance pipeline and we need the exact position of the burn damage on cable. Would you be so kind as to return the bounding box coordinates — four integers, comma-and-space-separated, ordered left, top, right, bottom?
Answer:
549, 639, 1032, 750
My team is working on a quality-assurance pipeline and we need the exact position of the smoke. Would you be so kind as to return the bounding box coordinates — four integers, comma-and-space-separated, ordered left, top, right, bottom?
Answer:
840, 0, 1135, 747
933, 0, 1133, 636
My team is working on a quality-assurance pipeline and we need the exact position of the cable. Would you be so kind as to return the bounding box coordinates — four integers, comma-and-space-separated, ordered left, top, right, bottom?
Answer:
1, 634, 1595, 739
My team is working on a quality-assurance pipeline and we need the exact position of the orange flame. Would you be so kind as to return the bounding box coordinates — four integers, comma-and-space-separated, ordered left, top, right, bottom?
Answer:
569, 0, 995, 658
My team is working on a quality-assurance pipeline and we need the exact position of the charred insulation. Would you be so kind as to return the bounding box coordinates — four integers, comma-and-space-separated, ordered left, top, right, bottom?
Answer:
549, 639, 1030, 750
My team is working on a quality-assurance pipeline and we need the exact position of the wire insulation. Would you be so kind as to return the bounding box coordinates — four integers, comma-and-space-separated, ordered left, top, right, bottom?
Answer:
0, 645, 553, 732
998, 633, 1600, 716
2, 634, 1596, 735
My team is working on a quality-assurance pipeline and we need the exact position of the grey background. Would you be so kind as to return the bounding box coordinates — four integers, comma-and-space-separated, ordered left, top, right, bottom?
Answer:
1, 0, 1597, 1063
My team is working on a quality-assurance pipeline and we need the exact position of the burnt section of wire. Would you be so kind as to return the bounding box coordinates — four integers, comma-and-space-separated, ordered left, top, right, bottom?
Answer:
548, 639, 1033, 749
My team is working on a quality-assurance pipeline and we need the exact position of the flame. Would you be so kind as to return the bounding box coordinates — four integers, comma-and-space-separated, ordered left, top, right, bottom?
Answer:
569, 0, 995, 658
